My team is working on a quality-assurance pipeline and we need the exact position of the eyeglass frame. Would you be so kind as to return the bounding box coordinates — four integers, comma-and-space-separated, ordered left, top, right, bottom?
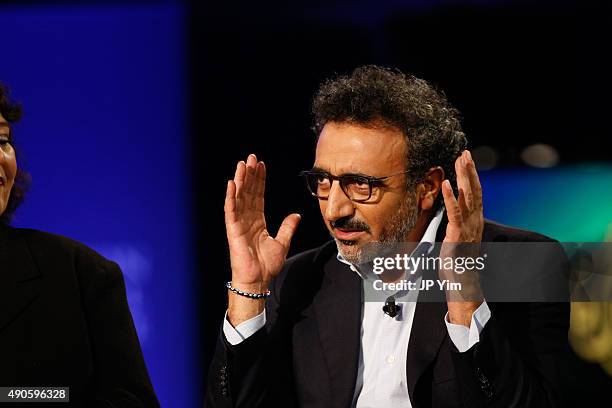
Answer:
298, 169, 415, 203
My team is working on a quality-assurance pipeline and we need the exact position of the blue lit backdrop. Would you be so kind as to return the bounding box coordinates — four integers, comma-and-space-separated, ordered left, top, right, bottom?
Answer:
0, 3, 196, 407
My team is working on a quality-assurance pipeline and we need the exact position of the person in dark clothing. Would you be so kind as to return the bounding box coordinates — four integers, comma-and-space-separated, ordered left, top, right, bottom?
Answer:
206, 66, 570, 407
0, 82, 159, 407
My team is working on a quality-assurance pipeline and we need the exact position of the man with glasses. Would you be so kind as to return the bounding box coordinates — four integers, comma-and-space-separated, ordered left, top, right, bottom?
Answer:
206, 65, 569, 407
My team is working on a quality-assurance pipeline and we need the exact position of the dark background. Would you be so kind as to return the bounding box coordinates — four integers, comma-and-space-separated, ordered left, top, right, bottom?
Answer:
193, 0, 611, 405
1, 0, 610, 406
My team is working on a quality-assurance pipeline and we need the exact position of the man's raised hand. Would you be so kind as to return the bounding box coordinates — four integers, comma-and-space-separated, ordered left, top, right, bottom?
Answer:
440, 150, 485, 326
224, 154, 300, 325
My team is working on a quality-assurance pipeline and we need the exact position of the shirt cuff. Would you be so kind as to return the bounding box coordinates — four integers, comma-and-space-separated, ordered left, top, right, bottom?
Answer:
444, 301, 491, 353
223, 310, 266, 346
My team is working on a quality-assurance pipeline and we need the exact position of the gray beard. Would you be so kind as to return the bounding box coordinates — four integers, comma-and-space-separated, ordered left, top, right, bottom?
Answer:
335, 194, 419, 265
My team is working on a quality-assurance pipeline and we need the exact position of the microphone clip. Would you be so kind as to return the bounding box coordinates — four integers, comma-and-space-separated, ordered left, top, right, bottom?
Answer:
383, 296, 401, 318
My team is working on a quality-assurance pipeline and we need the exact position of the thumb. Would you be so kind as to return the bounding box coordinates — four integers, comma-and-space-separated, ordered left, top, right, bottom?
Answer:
275, 213, 301, 249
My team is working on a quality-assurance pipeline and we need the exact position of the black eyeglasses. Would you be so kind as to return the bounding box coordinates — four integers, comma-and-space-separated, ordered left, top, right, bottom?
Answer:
299, 170, 412, 203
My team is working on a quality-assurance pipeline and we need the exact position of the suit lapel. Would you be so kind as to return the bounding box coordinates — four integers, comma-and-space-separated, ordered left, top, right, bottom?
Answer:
313, 255, 362, 408
0, 226, 42, 334
406, 212, 450, 404
406, 294, 448, 403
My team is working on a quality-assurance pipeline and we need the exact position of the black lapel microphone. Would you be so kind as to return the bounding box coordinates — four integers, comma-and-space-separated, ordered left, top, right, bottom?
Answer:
383, 296, 401, 318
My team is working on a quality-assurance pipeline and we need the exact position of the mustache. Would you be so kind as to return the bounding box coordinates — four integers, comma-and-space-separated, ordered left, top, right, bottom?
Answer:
330, 217, 370, 233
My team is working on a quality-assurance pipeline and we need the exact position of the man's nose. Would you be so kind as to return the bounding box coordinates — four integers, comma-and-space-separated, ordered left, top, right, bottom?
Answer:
324, 181, 355, 223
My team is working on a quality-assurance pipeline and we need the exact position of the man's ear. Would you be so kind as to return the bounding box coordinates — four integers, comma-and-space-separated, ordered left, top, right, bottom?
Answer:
417, 166, 444, 211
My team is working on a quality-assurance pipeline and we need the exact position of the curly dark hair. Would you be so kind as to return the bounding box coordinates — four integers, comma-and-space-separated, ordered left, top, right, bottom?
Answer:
0, 82, 29, 225
312, 65, 467, 210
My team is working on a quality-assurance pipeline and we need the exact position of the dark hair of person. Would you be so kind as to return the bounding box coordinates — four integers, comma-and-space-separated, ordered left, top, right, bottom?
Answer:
312, 65, 467, 209
0, 82, 29, 225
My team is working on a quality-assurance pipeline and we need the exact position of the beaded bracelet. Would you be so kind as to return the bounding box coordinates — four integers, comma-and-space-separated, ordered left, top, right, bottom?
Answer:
226, 281, 271, 299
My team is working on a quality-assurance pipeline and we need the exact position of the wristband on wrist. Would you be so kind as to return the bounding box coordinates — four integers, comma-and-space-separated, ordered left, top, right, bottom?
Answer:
226, 281, 271, 299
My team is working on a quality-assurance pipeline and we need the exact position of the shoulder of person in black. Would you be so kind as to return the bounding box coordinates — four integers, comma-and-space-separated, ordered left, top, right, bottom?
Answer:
0, 224, 160, 408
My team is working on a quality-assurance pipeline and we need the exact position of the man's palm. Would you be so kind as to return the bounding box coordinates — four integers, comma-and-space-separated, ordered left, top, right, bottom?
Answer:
224, 154, 300, 286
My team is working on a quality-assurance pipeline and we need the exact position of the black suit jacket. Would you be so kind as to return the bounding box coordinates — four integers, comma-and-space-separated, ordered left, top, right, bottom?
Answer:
206, 217, 571, 407
0, 224, 159, 407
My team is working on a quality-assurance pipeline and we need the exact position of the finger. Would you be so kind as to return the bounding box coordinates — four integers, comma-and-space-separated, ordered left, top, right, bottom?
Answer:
275, 213, 301, 249
224, 180, 237, 224
465, 150, 483, 209
234, 160, 246, 195
455, 151, 473, 211
457, 187, 470, 217
233, 161, 247, 213
243, 154, 257, 197
254, 161, 266, 211
442, 179, 462, 226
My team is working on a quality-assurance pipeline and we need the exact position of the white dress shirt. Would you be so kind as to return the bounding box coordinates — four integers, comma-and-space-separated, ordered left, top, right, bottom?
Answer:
223, 207, 491, 407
